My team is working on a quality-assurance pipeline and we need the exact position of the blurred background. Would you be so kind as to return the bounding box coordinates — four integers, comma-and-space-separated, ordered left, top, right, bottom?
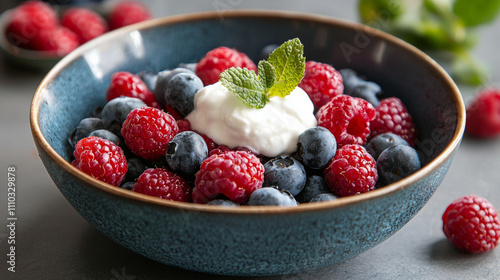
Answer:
0, 1, 499, 279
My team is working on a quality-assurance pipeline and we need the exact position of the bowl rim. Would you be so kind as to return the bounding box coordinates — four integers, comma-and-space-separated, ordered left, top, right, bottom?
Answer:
30, 9, 466, 215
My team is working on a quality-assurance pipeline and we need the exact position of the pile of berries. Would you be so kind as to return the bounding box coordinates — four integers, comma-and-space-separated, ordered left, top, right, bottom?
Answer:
68, 43, 422, 206
4, 0, 152, 56
442, 195, 500, 253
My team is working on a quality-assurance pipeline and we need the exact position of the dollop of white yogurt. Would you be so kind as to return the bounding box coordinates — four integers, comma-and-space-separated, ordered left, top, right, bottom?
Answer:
185, 81, 317, 157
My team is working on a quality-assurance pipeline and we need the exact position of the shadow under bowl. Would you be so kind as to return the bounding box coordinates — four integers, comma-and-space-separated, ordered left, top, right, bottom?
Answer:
30, 10, 465, 276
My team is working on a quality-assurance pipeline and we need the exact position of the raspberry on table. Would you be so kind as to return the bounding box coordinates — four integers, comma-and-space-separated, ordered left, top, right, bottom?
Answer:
71, 136, 128, 186
31, 26, 80, 56
61, 7, 108, 44
465, 88, 500, 138
5, 1, 59, 50
133, 168, 191, 202
316, 95, 376, 147
298, 61, 344, 110
370, 97, 417, 146
108, 1, 153, 30
442, 195, 500, 253
121, 107, 179, 161
106, 71, 160, 108
195, 46, 257, 86
324, 144, 378, 197
192, 150, 265, 204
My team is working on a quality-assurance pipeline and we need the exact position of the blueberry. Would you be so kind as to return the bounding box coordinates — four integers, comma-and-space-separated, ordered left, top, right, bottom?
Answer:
124, 156, 147, 182
165, 72, 204, 117
136, 71, 157, 92
350, 81, 382, 107
297, 127, 337, 170
295, 175, 332, 203
377, 144, 421, 186
101, 96, 146, 136
310, 193, 338, 202
165, 131, 208, 178
259, 44, 278, 60
339, 68, 364, 95
154, 67, 194, 108
263, 156, 306, 196
68, 117, 104, 148
365, 132, 409, 160
120, 181, 135, 191
207, 199, 240, 207
88, 129, 121, 146
247, 187, 298, 206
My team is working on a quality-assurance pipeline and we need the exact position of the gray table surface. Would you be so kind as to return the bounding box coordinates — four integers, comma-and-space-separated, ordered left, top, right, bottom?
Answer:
1, 1, 499, 279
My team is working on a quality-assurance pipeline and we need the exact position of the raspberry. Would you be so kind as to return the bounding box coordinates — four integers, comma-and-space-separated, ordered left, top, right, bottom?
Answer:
106, 72, 160, 108
31, 26, 80, 55
316, 95, 376, 147
5, 1, 59, 50
192, 151, 265, 204
465, 88, 500, 138
298, 61, 344, 110
324, 144, 377, 197
121, 107, 179, 161
133, 168, 191, 202
370, 97, 417, 146
108, 1, 152, 30
176, 119, 191, 132
61, 8, 108, 44
195, 46, 257, 86
71, 136, 128, 186
442, 195, 500, 253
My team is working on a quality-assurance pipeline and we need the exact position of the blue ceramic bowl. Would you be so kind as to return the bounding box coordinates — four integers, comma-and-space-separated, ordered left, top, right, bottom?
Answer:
30, 10, 465, 276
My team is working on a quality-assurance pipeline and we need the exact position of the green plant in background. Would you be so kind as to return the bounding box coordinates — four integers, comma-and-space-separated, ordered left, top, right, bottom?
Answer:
358, 0, 500, 85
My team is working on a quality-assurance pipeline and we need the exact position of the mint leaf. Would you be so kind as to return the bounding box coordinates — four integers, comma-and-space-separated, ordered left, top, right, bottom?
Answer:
453, 0, 500, 27
267, 38, 305, 98
258, 60, 276, 89
219, 67, 269, 109
219, 38, 305, 108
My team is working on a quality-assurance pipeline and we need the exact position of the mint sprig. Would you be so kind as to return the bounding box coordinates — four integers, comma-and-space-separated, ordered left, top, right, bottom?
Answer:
219, 38, 305, 109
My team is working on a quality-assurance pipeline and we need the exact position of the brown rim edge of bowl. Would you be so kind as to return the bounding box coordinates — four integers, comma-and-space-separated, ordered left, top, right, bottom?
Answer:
29, 9, 466, 215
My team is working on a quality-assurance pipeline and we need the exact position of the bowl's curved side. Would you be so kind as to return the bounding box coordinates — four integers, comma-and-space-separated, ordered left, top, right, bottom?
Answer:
35, 137, 457, 276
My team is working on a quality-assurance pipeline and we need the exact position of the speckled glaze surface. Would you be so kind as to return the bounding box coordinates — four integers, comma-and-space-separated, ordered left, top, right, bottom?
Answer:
30, 11, 465, 276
